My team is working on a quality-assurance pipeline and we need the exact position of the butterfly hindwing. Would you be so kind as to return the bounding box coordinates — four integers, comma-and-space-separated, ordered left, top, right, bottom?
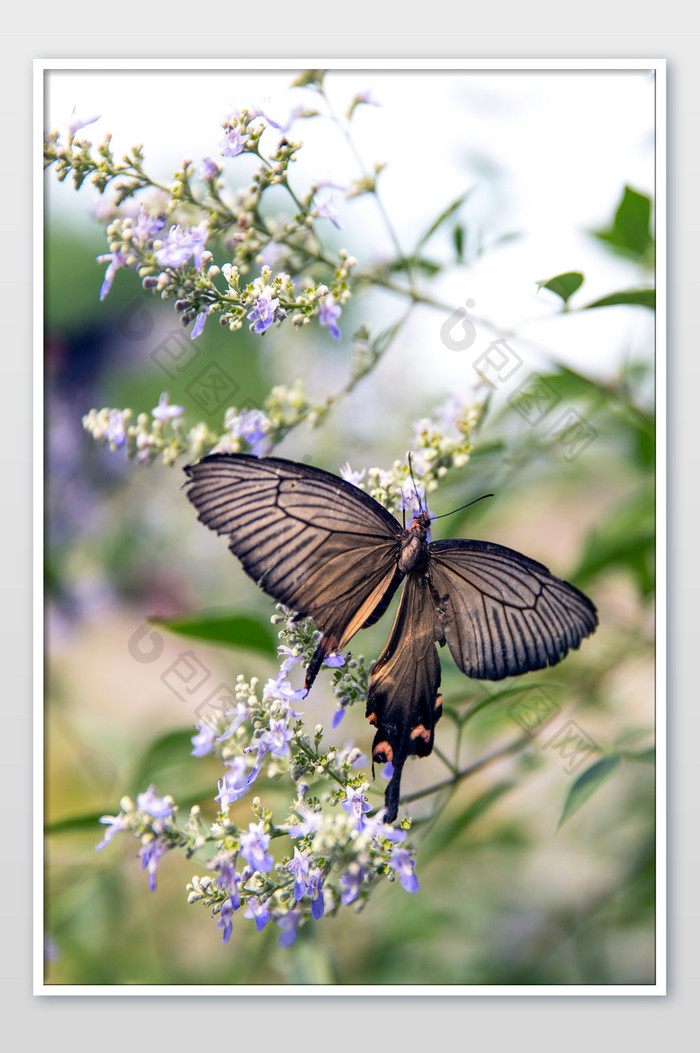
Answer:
184, 454, 403, 686
427, 539, 598, 680
366, 574, 444, 822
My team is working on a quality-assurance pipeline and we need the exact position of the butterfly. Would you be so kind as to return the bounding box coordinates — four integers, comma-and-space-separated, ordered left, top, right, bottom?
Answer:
184, 453, 598, 822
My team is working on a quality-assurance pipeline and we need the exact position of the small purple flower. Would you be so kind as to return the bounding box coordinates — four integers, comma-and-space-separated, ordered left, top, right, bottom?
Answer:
217, 897, 237, 944
138, 837, 169, 891
356, 90, 381, 107
219, 125, 250, 157
216, 756, 258, 809
390, 848, 419, 894
381, 761, 394, 780
324, 652, 345, 668
131, 204, 165, 246
199, 155, 222, 180
247, 288, 279, 334
263, 104, 304, 134
287, 802, 322, 839
105, 409, 126, 447
190, 306, 210, 340
210, 852, 241, 906
339, 863, 367, 905
216, 701, 251, 742
342, 785, 372, 830
227, 408, 272, 457
95, 812, 129, 851
307, 868, 325, 920
240, 821, 274, 874
67, 107, 100, 138
318, 296, 341, 340
362, 812, 407, 844
244, 896, 270, 931
398, 481, 427, 517
97, 250, 127, 301
277, 647, 303, 677
287, 846, 310, 901
339, 462, 365, 487
331, 706, 346, 730
152, 392, 184, 422
277, 910, 302, 948
137, 784, 174, 820
155, 221, 209, 270
191, 722, 217, 757
262, 675, 306, 706
259, 718, 294, 759
313, 195, 342, 229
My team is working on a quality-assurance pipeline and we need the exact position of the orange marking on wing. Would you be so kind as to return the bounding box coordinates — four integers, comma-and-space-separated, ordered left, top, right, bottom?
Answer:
367, 712, 377, 726
372, 741, 394, 763
410, 725, 431, 744
434, 694, 443, 710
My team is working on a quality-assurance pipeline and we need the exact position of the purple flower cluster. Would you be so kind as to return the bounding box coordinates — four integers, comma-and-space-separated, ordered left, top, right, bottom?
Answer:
287, 847, 325, 920
96, 205, 165, 300
239, 821, 274, 873
247, 288, 280, 334
155, 220, 209, 270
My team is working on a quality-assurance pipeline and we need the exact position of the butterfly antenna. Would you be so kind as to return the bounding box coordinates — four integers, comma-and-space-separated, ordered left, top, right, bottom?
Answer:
407, 452, 424, 513
430, 493, 495, 521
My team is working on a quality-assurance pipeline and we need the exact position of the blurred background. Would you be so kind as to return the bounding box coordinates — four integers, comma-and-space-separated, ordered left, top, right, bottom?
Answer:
44, 66, 656, 986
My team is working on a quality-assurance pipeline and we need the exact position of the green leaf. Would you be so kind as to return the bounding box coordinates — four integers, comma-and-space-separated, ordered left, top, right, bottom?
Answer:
130, 728, 204, 792
557, 755, 621, 828
452, 222, 465, 262
592, 185, 653, 259
150, 608, 278, 655
536, 271, 584, 305
388, 255, 442, 276
415, 190, 473, 250
584, 288, 655, 310
571, 483, 655, 596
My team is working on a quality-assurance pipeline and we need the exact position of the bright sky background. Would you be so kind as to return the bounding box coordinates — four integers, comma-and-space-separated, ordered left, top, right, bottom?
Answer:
45, 66, 656, 389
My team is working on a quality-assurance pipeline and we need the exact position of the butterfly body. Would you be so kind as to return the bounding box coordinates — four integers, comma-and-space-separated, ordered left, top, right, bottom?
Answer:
185, 454, 597, 822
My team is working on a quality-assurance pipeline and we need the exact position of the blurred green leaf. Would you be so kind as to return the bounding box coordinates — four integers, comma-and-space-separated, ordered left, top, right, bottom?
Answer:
421, 780, 515, 862
592, 185, 653, 260
572, 484, 655, 596
584, 288, 655, 310
536, 271, 584, 305
130, 728, 205, 792
453, 222, 465, 262
415, 190, 472, 250
151, 608, 278, 655
558, 755, 621, 828
389, 255, 442, 276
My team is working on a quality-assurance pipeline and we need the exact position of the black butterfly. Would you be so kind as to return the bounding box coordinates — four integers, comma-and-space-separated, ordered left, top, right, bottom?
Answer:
184, 454, 598, 822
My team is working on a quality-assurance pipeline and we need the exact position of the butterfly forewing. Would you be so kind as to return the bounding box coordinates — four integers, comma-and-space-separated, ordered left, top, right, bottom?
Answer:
427, 539, 598, 680
184, 454, 403, 680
